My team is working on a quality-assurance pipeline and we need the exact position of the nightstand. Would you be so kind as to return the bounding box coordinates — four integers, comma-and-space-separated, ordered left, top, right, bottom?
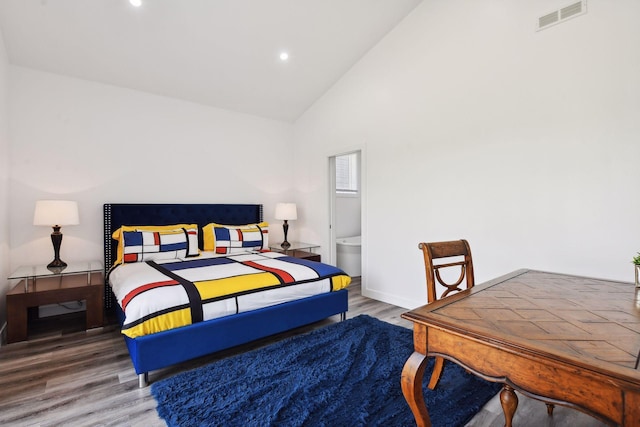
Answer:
269, 242, 321, 262
6, 261, 104, 343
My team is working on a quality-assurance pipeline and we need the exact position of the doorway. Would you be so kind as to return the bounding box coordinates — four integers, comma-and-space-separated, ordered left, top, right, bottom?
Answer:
329, 150, 363, 278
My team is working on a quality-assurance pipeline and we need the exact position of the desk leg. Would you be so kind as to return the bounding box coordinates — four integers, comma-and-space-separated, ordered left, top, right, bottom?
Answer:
401, 351, 432, 427
500, 384, 518, 427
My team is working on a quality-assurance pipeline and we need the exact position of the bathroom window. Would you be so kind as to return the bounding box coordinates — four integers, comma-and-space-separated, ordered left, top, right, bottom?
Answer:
335, 153, 359, 196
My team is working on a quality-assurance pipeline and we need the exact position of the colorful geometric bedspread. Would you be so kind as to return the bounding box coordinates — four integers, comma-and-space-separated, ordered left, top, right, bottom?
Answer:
109, 251, 351, 338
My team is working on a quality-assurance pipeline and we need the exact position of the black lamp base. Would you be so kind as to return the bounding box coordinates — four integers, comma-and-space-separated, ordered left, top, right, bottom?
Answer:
47, 258, 68, 269
281, 220, 291, 249
48, 225, 67, 270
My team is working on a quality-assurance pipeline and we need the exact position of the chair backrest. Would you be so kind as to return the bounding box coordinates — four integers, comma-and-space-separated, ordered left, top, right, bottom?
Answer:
418, 239, 475, 303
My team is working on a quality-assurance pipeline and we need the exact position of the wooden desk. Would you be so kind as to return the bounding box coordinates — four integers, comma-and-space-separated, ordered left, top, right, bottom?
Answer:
401, 270, 640, 426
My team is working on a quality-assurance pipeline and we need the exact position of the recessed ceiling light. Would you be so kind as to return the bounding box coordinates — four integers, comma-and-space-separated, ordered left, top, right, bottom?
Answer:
129, 0, 142, 7
279, 52, 289, 61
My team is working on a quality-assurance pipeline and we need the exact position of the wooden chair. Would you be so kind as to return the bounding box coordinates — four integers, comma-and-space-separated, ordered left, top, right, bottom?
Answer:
419, 239, 474, 305
419, 239, 554, 415
418, 239, 474, 390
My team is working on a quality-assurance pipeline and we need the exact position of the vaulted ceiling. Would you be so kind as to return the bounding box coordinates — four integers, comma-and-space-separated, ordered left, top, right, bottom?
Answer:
0, 0, 422, 122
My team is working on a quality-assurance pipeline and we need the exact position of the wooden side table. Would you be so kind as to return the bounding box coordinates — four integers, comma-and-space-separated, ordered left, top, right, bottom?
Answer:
269, 242, 321, 262
287, 249, 321, 262
6, 263, 104, 344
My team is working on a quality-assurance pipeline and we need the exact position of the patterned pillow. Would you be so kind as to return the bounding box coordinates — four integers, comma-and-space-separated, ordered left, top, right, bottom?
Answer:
112, 224, 199, 265
122, 228, 199, 263
202, 222, 269, 254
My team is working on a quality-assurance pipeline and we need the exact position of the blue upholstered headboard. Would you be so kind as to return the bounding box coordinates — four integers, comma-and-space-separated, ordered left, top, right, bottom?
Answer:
103, 203, 263, 308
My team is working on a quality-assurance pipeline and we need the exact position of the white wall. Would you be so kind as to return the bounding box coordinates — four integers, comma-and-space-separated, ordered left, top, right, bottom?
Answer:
0, 25, 10, 328
8, 67, 295, 271
3, 0, 640, 320
294, 0, 640, 308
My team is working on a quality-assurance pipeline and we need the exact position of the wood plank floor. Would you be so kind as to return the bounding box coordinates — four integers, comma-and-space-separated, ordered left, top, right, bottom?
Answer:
0, 279, 608, 427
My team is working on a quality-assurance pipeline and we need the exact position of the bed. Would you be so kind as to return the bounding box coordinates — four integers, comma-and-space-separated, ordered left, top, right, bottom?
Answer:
103, 203, 350, 387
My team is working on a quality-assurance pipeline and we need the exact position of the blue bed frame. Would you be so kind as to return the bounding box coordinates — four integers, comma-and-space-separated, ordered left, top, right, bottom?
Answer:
103, 203, 349, 387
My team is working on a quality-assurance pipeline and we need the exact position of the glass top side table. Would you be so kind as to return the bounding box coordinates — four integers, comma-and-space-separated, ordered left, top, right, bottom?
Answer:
268, 242, 320, 253
9, 261, 104, 292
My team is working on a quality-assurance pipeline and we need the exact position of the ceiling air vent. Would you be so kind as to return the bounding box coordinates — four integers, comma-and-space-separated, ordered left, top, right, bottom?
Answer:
537, 0, 587, 31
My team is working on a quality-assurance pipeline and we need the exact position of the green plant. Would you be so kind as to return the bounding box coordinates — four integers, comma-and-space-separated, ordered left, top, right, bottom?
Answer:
633, 253, 640, 266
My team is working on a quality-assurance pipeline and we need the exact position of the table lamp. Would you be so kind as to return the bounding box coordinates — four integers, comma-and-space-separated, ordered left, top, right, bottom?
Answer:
33, 200, 79, 269
275, 203, 297, 249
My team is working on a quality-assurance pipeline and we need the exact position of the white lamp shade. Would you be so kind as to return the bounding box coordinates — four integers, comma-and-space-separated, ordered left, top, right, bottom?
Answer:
34, 200, 80, 226
275, 203, 297, 221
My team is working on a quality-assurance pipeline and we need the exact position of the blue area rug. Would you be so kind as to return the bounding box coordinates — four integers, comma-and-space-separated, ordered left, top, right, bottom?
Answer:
151, 315, 501, 426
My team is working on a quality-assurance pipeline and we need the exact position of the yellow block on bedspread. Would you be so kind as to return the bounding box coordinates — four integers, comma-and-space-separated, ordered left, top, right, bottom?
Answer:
332, 275, 351, 291
196, 272, 281, 300
124, 307, 193, 339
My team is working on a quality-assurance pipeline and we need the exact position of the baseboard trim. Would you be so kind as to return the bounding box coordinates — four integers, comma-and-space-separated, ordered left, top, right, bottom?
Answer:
361, 286, 414, 310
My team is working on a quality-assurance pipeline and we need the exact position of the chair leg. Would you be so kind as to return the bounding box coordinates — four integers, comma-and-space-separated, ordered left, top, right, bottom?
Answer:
546, 403, 554, 415
427, 356, 445, 390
